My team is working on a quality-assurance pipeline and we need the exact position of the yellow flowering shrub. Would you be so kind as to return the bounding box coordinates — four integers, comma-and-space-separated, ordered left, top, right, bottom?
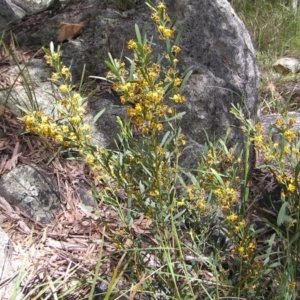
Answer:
19, 1, 300, 298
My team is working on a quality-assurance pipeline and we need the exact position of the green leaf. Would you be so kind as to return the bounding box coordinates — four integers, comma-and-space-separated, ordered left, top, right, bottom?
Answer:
42, 47, 51, 56
160, 131, 171, 147
136, 42, 144, 55
294, 160, 300, 190
54, 103, 68, 116
78, 202, 94, 214
166, 38, 171, 53
170, 16, 178, 30
144, 52, 152, 65
15, 104, 29, 113
126, 57, 136, 80
105, 61, 119, 76
93, 108, 106, 124
163, 111, 186, 122
175, 24, 185, 45
277, 201, 289, 226
290, 231, 300, 246
86, 88, 98, 100
145, 0, 156, 10
89, 76, 113, 83
263, 233, 275, 266
210, 168, 224, 186
172, 208, 186, 221
178, 69, 193, 94
139, 181, 145, 193
79, 63, 86, 93
79, 96, 89, 106
135, 24, 142, 45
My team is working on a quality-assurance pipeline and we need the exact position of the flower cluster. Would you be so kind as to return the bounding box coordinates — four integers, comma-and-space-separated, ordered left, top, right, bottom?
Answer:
22, 48, 92, 151
251, 116, 299, 195
106, 2, 188, 134
150, 2, 175, 40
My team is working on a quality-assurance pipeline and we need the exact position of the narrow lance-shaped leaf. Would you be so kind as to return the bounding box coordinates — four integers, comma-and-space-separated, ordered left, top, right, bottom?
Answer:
93, 108, 106, 124
79, 63, 86, 93
163, 111, 186, 122
136, 41, 144, 56
178, 69, 193, 94
89, 76, 113, 83
160, 131, 171, 147
126, 57, 136, 81
175, 23, 185, 45
145, 0, 156, 10
263, 233, 275, 266
210, 168, 225, 186
105, 61, 120, 77
294, 160, 300, 190
277, 201, 293, 226
135, 24, 143, 45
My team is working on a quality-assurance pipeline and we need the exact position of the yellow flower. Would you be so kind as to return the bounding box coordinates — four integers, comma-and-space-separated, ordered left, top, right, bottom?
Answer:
254, 123, 264, 135
177, 199, 185, 207
161, 27, 174, 38
289, 117, 296, 126
151, 13, 160, 23
81, 124, 90, 131
253, 135, 263, 143
283, 146, 290, 154
171, 94, 186, 103
238, 220, 246, 227
72, 92, 81, 102
71, 115, 81, 124
128, 39, 137, 50
172, 45, 181, 53
51, 72, 60, 81
238, 246, 244, 255
155, 123, 163, 131
135, 103, 142, 113
77, 107, 86, 115
167, 107, 174, 115
143, 44, 153, 53
173, 77, 182, 87
157, 2, 166, 10
288, 183, 296, 193
44, 54, 52, 65
284, 129, 297, 141
226, 214, 238, 223
289, 281, 297, 289
59, 84, 69, 93
54, 134, 63, 142
85, 154, 95, 164
62, 125, 69, 133
197, 200, 206, 211
275, 117, 284, 127
61, 66, 71, 78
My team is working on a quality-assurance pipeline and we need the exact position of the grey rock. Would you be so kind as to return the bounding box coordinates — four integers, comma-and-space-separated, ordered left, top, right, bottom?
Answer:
5, 0, 27, 18
273, 57, 300, 74
0, 58, 54, 116
259, 112, 300, 140
0, 0, 18, 29
3, 0, 259, 169
0, 226, 14, 300
0, 165, 61, 224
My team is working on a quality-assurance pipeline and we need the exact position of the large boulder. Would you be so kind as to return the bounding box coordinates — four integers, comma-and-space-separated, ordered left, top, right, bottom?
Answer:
0, 0, 18, 29
2, 0, 259, 167
0, 165, 61, 224
68, 0, 259, 167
